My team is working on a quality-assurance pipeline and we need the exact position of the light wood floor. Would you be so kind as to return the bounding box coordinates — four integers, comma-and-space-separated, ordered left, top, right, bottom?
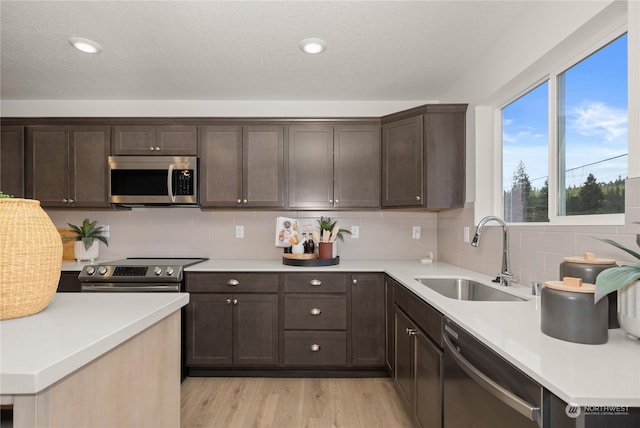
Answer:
181, 377, 413, 428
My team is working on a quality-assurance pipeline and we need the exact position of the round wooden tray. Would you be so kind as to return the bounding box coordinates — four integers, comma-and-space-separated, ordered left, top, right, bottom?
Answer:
282, 256, 340, 267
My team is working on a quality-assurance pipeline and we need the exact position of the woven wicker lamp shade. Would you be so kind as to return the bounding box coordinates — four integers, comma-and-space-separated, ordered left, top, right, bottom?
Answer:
0, 199, 62, 320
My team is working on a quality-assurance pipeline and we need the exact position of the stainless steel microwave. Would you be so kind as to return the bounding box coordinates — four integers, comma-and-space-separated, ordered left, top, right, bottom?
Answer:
108, 156, 198, 205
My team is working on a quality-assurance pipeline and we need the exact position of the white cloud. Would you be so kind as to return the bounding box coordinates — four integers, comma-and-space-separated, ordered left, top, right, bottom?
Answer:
569, 101, 627, 142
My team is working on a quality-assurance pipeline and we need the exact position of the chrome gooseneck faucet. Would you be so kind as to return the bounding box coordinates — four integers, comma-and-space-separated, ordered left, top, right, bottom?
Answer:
471, 216, 518, 286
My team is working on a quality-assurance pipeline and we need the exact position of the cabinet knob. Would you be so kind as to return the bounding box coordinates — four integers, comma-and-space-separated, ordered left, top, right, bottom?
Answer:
242, 199, 248, 204
149, 146, 155, 151
310, 344, 321, 352
416, 195, 421, 201
352, 278, 358, 284
335, 199, 339, 204
155, 146, 160, 151
62, 198, 68, 203
67, 198, 74, 204
226, 298, 232, 305
310, 308, 321, 316
309, 279, 322, 286
406, 328, 419, 336
237, 199, 242, 204
329, 199, 333, 203
227, 279, 239, 286
233, 299, 238, 305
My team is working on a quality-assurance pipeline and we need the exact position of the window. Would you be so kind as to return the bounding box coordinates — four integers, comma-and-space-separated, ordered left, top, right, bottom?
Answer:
501, 32, 627, 223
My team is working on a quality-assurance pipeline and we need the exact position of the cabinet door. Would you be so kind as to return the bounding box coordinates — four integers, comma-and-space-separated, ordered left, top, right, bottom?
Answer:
25, 126, 70, 207
156, 125, 197, 155
394, 308, 414, 410
243, 125, 285, 208
69, 126, 110, 207
424, 109, 465, 209
334, 125, 380, 208
385, 276, 396, 374
288, 125, 334, 208
113, 125, 156, 155
381, 116, 423, 207
198, 125, 243, 207
186, 294, 233, 366
415, 331, 443, 428
351, 274, 385, 366
233, 293, 279, 366
0, 125, 24, 197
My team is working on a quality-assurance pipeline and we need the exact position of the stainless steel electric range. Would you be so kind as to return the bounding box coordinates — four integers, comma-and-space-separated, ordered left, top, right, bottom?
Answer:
78, 257, 208, 292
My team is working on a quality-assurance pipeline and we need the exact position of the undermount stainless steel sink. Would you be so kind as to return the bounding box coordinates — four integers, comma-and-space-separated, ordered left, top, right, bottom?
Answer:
415, 278, 526, 302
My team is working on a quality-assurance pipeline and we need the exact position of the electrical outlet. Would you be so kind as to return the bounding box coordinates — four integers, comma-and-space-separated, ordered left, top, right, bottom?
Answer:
350, 226, 359, 239
235, 225, 244, 239
101, 225, 110, 238
463, 226, 470, 243
412, 226, 421, 240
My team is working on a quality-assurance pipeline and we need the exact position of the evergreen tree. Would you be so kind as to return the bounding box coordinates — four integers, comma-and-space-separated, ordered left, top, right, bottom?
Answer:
509, 161, 532, 222
578, 173, 604, 214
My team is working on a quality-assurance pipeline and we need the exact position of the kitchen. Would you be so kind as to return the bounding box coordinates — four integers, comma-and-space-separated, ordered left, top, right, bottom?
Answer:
1, 1, 639, 427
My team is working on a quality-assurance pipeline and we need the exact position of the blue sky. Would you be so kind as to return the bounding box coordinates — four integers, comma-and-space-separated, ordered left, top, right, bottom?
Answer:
503, 33, 628, 190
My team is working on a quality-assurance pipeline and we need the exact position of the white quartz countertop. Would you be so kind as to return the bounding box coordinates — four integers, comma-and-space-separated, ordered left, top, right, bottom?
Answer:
187, 259, 640, 406
0, 293, 189, 395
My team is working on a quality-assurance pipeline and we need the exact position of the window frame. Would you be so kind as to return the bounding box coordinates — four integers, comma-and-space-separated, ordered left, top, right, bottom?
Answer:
495, 25, 628, 226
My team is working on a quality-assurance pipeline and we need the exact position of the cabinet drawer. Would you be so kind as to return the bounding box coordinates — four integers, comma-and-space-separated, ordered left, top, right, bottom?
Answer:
284, 295, 346, 330
284, 331, 346, 366
186, 272, 279, 293
283, 273, 347, 293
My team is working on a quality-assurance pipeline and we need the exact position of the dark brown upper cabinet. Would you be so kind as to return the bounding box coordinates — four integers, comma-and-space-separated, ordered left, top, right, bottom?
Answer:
288, 124, 380, 209
382, 104, 466, 209
199, 125, 285, 208
113, 124, 197, 155
25, 125, 111, 208
0, 125, 25, 198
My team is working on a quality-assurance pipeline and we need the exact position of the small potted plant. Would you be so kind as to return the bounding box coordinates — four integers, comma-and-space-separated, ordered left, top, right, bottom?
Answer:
316, 217, 351, 259
67, 218, 109, 262
595, 222, 640, 339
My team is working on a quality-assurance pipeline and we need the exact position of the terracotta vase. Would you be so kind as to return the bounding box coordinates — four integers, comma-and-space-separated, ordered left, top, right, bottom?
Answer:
318, 242, 333, 259
618, 281, 640, 340
0, 198, 62, 320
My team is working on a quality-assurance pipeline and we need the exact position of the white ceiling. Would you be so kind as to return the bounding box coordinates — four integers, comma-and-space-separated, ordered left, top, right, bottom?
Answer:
0, 1, 536, 101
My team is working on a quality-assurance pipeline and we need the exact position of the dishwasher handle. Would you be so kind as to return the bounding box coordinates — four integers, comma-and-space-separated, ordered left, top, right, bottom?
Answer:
443, 332, 540, 423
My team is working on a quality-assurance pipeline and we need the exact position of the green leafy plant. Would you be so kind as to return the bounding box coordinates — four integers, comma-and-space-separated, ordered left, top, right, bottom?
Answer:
0, 191, 14, 198
317, 216, 351, 242
66, 218, 109, 250
594, 222, 640, 303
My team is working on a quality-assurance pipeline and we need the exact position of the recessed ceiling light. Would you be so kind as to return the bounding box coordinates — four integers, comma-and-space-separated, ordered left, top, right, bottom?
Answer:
299, 38, 327, 55
68, 37, 103, 54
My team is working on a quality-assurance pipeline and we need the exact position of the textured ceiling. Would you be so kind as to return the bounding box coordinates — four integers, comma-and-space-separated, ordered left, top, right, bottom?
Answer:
1, 1, 533, 101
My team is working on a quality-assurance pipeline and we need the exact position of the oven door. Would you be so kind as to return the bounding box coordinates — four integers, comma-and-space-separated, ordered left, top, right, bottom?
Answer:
108, 156, 198, 205
81, 283, 180, 292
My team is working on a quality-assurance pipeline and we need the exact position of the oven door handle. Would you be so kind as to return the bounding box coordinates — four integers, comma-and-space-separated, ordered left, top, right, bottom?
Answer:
81, 284, 180, 292
443, 332, 540, 423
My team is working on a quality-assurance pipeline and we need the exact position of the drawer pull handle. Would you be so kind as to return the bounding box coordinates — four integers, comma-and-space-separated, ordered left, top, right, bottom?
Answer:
227, 279, 239, 286
310, 308, 322, 316
310, 344, 321, 352
406, 328, 419, 336
310, 279, 322, 286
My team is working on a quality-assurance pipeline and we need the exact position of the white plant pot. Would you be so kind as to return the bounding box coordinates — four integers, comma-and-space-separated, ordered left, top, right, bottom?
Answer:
74, 241, 99, 262
618, 281, 640, 340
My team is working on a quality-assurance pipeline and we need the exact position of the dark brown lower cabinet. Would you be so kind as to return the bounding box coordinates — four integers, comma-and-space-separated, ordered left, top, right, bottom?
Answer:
393, 280, 443, 428
186, 293, 278, 367
57, 272, 81, 292
351, 273, 385, 366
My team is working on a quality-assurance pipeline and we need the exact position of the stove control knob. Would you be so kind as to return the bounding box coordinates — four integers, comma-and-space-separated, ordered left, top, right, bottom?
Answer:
154, 267, 162, 276
98, 266, 108, 275
86, 266, 96, 275
166, 267, 175, 276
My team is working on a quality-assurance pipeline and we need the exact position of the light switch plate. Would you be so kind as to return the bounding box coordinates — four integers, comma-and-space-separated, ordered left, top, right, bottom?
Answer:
412, 226, 421, 240
235, 225, 244, 239
350, 226, 359, 239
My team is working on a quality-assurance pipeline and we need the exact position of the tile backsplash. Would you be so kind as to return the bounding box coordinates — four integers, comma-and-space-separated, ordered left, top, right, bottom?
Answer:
47, 209, 438, 262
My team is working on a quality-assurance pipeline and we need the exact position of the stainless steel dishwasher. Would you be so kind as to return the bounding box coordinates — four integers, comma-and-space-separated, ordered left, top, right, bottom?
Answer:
443, 317, 542, 428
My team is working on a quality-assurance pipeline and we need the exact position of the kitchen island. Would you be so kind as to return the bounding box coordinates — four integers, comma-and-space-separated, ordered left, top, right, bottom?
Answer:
187, 259, 640, 408
0, 292, 189, 428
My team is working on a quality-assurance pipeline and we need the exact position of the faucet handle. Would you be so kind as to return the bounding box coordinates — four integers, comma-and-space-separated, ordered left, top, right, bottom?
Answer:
497, 272, 519, 286
531, 281, 542, 296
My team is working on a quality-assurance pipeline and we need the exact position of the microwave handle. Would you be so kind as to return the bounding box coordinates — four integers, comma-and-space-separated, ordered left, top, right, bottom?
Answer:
167, 164, 176, 203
